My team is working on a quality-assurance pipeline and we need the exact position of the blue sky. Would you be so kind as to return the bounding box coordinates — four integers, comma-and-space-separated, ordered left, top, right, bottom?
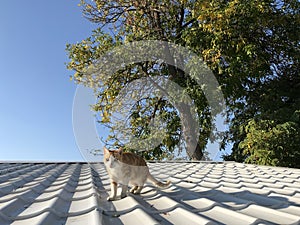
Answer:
0, 1, 228, 162
0, 0, 98, 161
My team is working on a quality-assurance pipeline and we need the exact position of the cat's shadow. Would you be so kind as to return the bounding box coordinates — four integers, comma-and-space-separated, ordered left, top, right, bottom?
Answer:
100, 185, 172, 225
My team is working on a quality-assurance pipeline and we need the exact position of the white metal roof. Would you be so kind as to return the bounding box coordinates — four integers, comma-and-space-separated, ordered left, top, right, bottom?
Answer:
0, 162, 300, 225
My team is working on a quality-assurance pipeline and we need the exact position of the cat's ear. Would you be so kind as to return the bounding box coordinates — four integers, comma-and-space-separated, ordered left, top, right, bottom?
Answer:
103, 146, 109, 155
116, 147, 123, 154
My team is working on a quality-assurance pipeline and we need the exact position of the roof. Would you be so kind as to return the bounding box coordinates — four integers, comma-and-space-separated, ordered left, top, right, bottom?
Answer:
0, 161, 300, 225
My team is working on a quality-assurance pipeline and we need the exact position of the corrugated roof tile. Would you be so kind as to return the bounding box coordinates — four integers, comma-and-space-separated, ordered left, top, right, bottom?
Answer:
0, 161, 300, 224
239, 205, 300, 225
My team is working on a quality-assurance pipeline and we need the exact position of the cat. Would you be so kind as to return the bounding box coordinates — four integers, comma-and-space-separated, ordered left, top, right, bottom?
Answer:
103, 147, 171, 201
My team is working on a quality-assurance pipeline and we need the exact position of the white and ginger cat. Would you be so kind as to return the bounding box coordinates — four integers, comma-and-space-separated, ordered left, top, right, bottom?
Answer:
103, 147, 171, 201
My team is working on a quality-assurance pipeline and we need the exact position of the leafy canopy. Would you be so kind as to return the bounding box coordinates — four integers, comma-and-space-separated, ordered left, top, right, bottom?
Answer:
66, 0, 300, 166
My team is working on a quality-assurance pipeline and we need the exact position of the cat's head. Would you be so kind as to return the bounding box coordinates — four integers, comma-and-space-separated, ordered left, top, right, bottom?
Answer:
103, 147, 123, 168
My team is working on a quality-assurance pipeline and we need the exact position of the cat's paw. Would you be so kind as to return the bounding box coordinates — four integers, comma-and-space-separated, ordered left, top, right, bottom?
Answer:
107, 196, 117, 201
120, 193, 127, 199
129, 186, 138, 193
129, 189, 136, 193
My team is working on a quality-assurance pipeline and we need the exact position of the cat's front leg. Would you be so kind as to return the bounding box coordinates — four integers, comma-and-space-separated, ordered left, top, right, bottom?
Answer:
133, 186, 143, 194
107, 181, 118, 201
121, 184, 128, 199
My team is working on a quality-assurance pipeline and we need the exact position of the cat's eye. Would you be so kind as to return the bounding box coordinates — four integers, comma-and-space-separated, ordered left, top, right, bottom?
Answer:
105, 158, 109, 162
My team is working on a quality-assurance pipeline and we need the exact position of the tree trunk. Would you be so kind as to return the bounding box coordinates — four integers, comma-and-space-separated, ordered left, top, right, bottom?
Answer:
162, 34, 204, 160
176, 101, 203, 160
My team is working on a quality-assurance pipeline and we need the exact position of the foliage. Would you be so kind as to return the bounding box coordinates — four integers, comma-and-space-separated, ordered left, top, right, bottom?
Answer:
66, 0, 300, 166
224, 74, 300, 167
239, 116, 300, 168
194, 0, 300, 167
67, 0, 216, 160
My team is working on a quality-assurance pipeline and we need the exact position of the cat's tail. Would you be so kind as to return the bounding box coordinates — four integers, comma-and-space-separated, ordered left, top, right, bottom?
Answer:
147, 172, 171, 188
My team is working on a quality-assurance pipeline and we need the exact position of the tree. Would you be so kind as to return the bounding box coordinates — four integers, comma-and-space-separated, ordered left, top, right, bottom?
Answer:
224, 74, 300, 168
66, 0, 300, 166
238, 115, 300, 168
67, 0, 217, 160
198, 0, 300, 167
